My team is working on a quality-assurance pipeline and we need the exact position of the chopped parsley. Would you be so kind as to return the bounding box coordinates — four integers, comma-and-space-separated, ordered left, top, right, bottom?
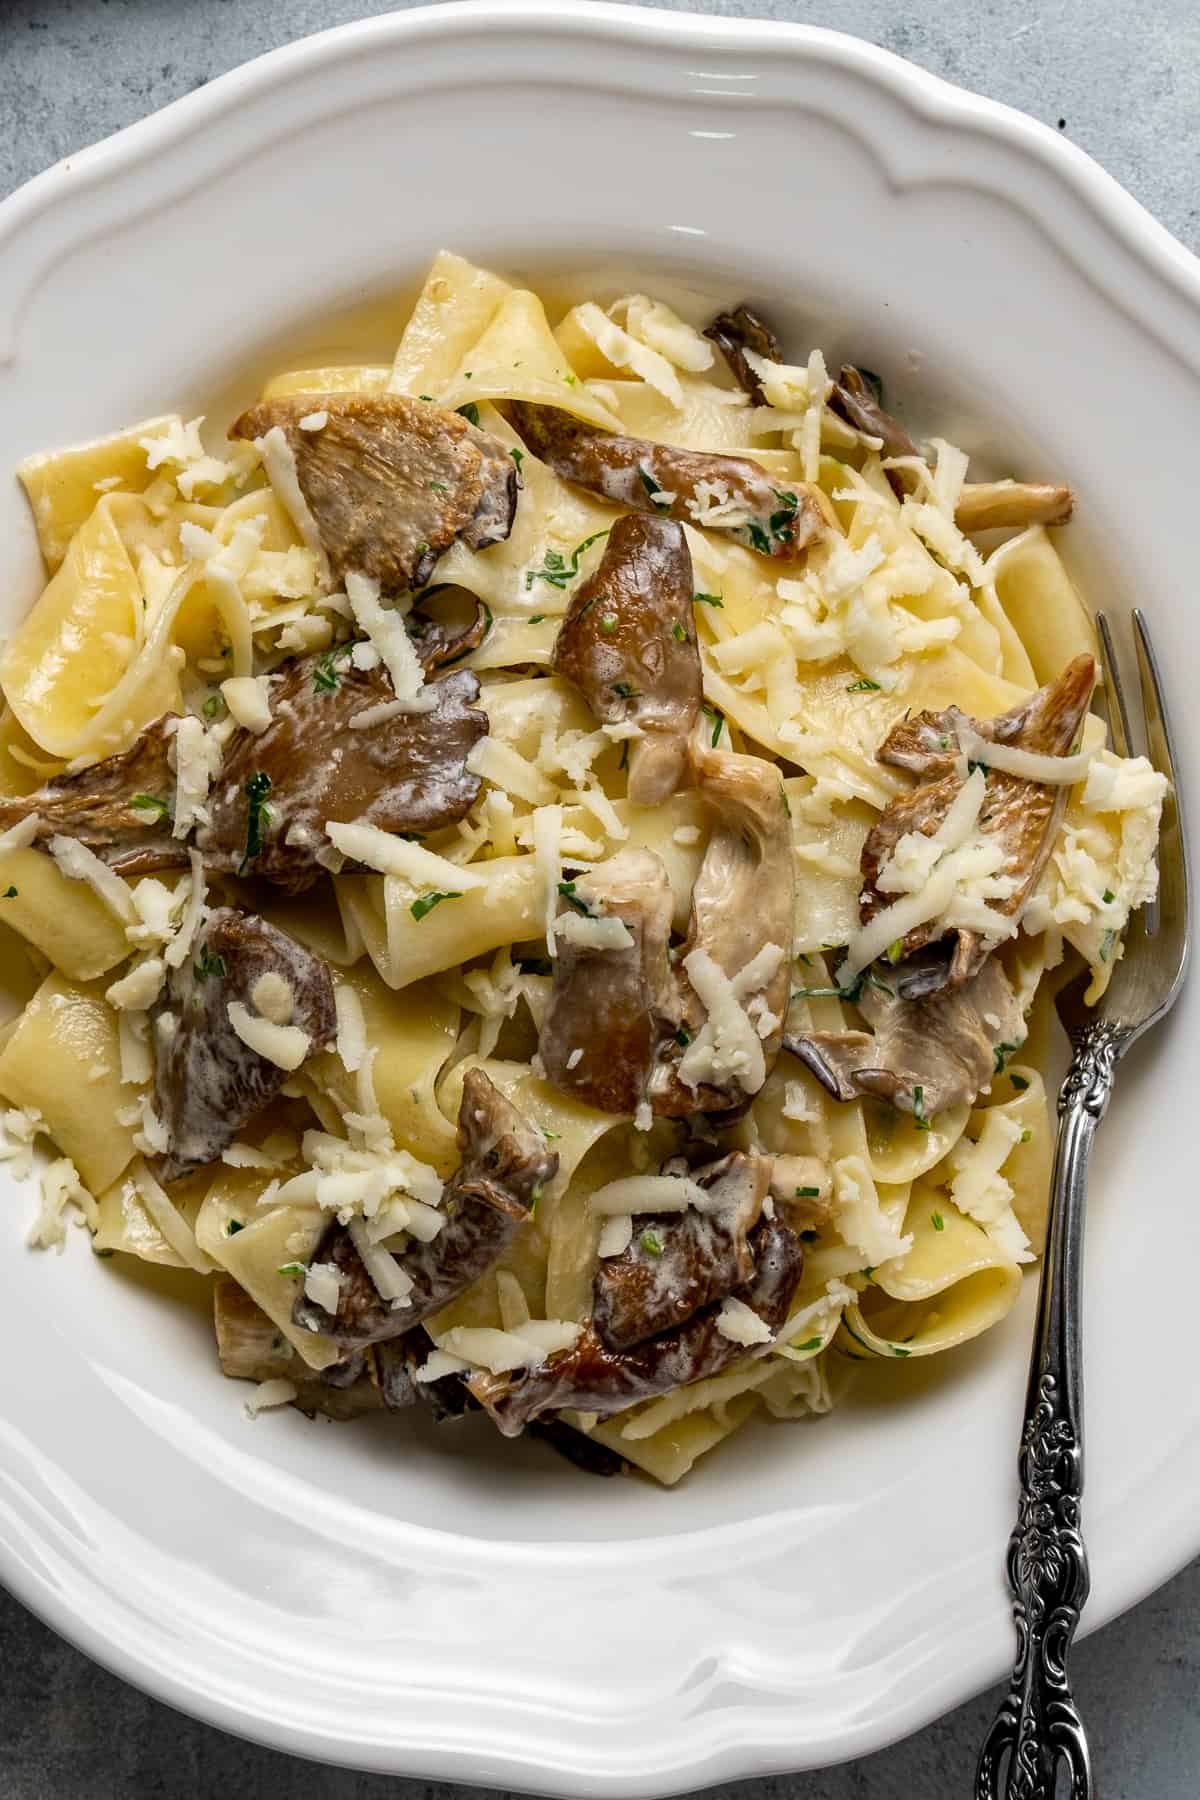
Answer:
911, 1085, 931, 1131
410, 890, 462, 922
792, 1336, 823, 1353
598, 613, 618, 635
885, 938, 905, 964
846, 678, 881, 693
1099, 929, 1116, 962
540, 1128, 562, 1142
525, 529, 610, 590
637, 465, 672, 513
426, 479, 449, 493
931, 1211, 945, 1232
456, 402, 480, 426
238, 771, 272, 875
1010, 1072, 1030, 1091
201, 692, 226, 721
510, 446, 525, 474
563, 373, 578, 387
768, 489, 799, 543
528, 613, 545, 624
671, 620, 689, 643
780, 784, 791, 818
611, 681, 640, 700
993, 1041, 1021, 1074
529, 1182, 543, 1216
313, 640, 353, 693
556, 879, 591, 916
618, 738, 629, 772
892, 1346, 913, 1358
693, 591, 723, 607
967, 759, 989, 777
0, 886, 14, 899
193, 944, 227, 982
131, 792, 170, 821
700, 702, 724, 747
793, 968, 893, 1005
1102, 888, 1115, 905
675, 1025, 691, 1047
276, 1262, 306, 1277
640, 1230, 665, 1257
743, 520, 771, 554
795, 1186, 820, 1198
226, 1220, 244, 1236
1020, 1128, 1033, 1145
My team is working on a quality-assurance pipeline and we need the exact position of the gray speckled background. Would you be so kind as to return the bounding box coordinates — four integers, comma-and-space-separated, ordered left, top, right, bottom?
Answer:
0, 3, 1197, 1796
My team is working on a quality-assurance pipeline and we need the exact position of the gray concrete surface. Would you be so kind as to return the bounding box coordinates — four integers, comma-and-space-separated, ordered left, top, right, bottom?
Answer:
0, 2, 1197, 1795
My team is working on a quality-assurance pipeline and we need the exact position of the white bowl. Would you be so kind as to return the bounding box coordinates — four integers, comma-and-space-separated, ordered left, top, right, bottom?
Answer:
0, 3, 1196, 1788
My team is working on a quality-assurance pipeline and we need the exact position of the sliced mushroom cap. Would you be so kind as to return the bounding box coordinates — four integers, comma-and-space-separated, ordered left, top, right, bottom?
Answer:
954, 482, 1074, 532
508, 401, 832, 561
828, 365, 920, 461
293, 1068, 555, 1350
230, 393, 519, 595
554, 513, 700, 805
213, 1276, 384, 1420
151, 907, 336, 1182
702, 304, 783, 403
404, 588, 493, 672
786, 955, 1025, 1119
470, 1214, 802, 1437
593, 1150, 770, 1350
859, 654, 1096, 992
539, 846, 675, 1115
198, 661, 487, 892
650, 744, 795, 1115
0, 715, 189, 877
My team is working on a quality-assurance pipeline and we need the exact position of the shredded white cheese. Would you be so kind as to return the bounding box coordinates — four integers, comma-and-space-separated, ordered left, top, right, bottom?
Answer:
589, 1174, 708, 1216
956, 722, 1091, 786
334, 983, 367, 1073
49, 835, 137, 924
220, 674, 274, 735
226, 1000, 311, 1071
323, 820, 485, 889
553, 912, 635, 953
716, 1297, 772, 1347
244, 1378, 298, 1418
345, 570, 433, 713
303, 1261, 343, 1313
257, 425, 330, 586
598, 1213, 634, 1258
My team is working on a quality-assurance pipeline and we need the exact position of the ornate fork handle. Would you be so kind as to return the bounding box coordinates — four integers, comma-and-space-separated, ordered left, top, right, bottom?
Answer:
976, 1017, 1126, 1800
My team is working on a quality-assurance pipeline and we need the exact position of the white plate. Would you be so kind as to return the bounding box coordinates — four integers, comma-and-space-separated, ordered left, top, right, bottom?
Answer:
0, 3, 1196, 1788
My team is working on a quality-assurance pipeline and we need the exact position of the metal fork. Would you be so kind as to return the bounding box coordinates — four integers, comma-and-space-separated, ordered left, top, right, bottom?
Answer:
976, 610, 1190, 1800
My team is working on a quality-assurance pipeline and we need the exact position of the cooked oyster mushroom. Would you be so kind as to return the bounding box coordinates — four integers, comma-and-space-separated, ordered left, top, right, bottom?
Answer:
786, 955, 1025, 1119
470, 1215, 802, 1437
213, 1276, 383, 1420
650, 744, 795, 1115
539, 847, 675, 1115
703, 304, 783, 403
230, 393, 519, 594
198, 661, 487, 892
151, 908, 336, 1182
0, 716, 188, 877
593, 1150, 770, 1350
293, 1069, 556, 1350
830, 364, 1073, 527
508, 402, 832, 560
859, 654, 1096, 994
554, 513, 701, 805
404, 588, 493, 672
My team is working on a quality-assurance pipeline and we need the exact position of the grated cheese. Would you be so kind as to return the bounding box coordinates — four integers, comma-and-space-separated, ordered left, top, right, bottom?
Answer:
131, 1161, 212, 1272
347, 1215, 414, 1308
170, 714, 223, 838
49, 834, 137, 924
227, 1000, 311, 1071
716, 1296, 772, 1347
589, 1174, 708, 1216
571, 301, 684, 406
956, 722, 1091, 786
299, 410, 329, 432
675, 943, 784, 1094
244, 1378, 298, 1418
251, 970, 294, 1025
532, 804, 563, 956
345, 570, 433, 713
106, 956, 165, 1012
435, 1320, 580, 1375
257, 425, 331, 586
303, 1260, 342, 1313
467, 736, 557, 806
553, 912, 635, 953
220, 674, 274, 734
323, 821, 486, 889
598, 1213, 634, 1257
334, 983, 367, 1073
0, 814, 42, 855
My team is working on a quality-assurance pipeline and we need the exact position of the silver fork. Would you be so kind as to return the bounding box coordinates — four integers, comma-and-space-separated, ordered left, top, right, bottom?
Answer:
976, 610, 1189, 1800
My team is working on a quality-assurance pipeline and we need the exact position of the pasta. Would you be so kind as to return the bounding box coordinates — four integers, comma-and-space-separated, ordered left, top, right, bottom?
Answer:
0, 252, 1166, 1485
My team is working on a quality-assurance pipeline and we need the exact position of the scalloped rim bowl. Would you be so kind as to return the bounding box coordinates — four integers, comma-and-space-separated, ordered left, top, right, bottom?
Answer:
1, 4, 1198, 1789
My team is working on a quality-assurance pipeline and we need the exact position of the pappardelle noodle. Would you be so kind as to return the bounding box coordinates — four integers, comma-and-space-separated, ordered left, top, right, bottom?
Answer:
0, 252, 1165, 1484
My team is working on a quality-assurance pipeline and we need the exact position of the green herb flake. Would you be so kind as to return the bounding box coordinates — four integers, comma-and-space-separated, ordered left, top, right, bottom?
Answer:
768, 489, 799, 542
618, 738, 629, 772
418, 394, 434, 403
426, 480, 449, 493
1102, 888, 1115, 905
611, 681, 640, 700
886, 938, 905, 964
1020, 1129, 1033, 1144
637, 465, 672, 513
792, 1336, 823, 1353
456, 402, 480, 426
846, 677, 882, 693
892, 1345, 913, 1358
1010, 1072, 1030, 1091
130, 792, 170, 821
640, 1230, 665, 1257
528, 613, 544, 624
563, 373, 578, 387
1, 887, 16, 900
556, 879, 591, 916
795, 1186, 821, 1198
525, 529, 610, 591
693, 591, 724, 608
993, 1040, 1021, 1074
598, 613, 618, 636
911, 1084, 931, 1131
312, 640, 353, 694
931, 1211, 945, 1232
700, 702, 725, 747
967, 759, 989, 777
861, 1266, 876, 1280
193, 945, 227, 982
238, 770, 273, 876
1099, 928, 1117, 962
540, 1128, 561, 1142
277, 1262, 306, 1277
744, 520, 771, 555
529, 1182, 543, 1216
410, 890, 463, 922
674, 1025, 691, 1047
671, 620, 689, 643
226, 1220, 244, 1236
201, 692, 226, 721
510, 446, 525, 473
